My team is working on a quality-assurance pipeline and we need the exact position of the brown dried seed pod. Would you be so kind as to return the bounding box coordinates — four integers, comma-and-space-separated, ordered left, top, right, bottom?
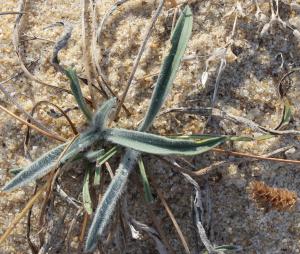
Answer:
248, 181, 297, 211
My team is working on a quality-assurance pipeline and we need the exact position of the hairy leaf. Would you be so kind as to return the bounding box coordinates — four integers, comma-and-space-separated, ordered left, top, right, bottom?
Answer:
65, 68, 93, 121
3, 143, 66, 191
83, 167, 93, 215
60, 131, 102, 164
92, 97, 117, 130
138, 158, 153, 203
85, 6, 194, 252
139, 6, 193, 131
96, 146, 118, 166
85, 149, 139, 252
104, 128, 227, 156
84, 149, 105, 162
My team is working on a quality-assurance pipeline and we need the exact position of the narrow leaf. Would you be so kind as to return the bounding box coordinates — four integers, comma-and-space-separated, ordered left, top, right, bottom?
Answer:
139, 6, 193, 131
9, 167, 23, 175
83, 167, 93, 215
93, 165, 101, 186
138, 158, 154, 203
60, 131, 101, 164
85, 149, 139, 252
104, 128, 227, 156
65, 68, 93, 121
93, 97, 117, 130
84, 149, 105, 162
3, 143, 66, 191
96, 146, 118, 166
275, 100, 292, 130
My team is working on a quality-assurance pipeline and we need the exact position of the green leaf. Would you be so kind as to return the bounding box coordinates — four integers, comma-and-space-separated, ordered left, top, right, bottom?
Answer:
92, 98, 117, 130
275, 100, 292, 130
215, 244, 241, 251
65, 68, 93, 121
60, 131, 102, 164
93, 165, 101, 186
9, 167, 23, 175
3, 143, 67, 191
169, 134, 274, 142
85, 149, 139, 252
138, 158, 153, 203
93, 147, 118, 186
84, 149, 105, 162
96, 146, 118, 166
104, 128, 226, 156
139, 6, 193, 131
83, 166, 93, 215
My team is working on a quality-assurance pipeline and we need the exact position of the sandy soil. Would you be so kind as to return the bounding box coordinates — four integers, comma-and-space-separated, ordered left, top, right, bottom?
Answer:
1, 0, 300, 253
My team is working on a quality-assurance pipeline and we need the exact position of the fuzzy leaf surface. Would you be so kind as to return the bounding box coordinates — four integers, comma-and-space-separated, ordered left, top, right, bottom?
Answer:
139, 6, 193, 131
85, 149, 139, 252
92, 97, 116, 130
65, 68, 93, 121
3, 143, 66, 191
104, 128, 227, 155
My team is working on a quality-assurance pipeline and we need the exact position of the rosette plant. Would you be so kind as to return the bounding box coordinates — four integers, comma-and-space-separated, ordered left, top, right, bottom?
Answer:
2, 6, 228, 252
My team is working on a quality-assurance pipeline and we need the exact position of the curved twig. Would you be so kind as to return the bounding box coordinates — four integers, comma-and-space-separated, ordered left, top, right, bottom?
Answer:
0, 104, 66, 142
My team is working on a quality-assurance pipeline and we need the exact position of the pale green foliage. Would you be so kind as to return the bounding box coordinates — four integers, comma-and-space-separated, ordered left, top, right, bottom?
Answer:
3, 143, 66, 192
139, 6, 193, 131
65, 68, 93, 121
104, 128, 227, 155
83, 167, 93, 215
2, 5, 229, 253
85, 6, 195, 252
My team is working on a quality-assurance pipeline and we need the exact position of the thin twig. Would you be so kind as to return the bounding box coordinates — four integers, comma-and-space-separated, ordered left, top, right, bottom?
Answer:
0, 81, 55, 134
0, 104, 66, 142
29, 100, 78, 135
81, 0, 96, 108
136, 164, 175, 253
26, 186, 39, 254
0, 183, 48, 245
211, 147, 300, 165
12, 3, 75, 94
114, 0, 165, 120
162, 107, 300, 135
92, 0, 132, 115
150, 176, 191, 254
0, 11, 27, 16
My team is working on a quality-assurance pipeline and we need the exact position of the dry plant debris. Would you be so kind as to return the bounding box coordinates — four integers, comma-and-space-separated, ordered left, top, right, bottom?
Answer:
1, 0, 300, 253
248, 180, 297, 211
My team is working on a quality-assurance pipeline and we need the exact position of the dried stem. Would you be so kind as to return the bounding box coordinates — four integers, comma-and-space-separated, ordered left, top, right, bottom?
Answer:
0, 183, 48, 245
81, 0, 96, 108
114, 0, 165, 120
0, 104, 66, 142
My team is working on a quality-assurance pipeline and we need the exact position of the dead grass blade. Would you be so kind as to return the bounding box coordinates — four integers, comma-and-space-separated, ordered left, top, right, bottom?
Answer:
90, 0, 131, 116
137, 158, 175, 253
0, 183, 48, 245
38, 135, 78, 245
113, 0, 165, 120
211, 147, 300, 165
0, 11, 27, 15
49, 21, 73, 74
149, 175, 191, 254
80, 212, 89, 243
12, 1, 75, 95
26, 186, 39, 254
81, 0, 96, 108
0, 104, 67, 142
29, 100, 78, 135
